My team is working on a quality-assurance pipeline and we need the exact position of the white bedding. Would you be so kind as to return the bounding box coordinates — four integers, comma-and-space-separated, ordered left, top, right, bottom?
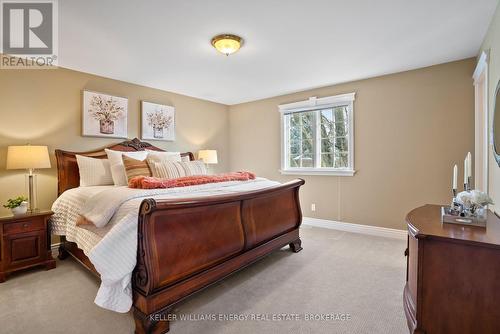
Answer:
50, 178, 280, 313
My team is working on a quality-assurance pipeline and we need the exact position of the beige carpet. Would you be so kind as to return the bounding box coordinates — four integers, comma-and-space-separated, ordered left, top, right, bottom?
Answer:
0, 226, 407, 334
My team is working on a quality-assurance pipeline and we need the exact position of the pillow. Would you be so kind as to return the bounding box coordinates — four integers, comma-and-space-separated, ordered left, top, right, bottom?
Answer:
122, 156, 152, 183
146, 150, 182, 176
152, 160, 207, 179
145, 150, 182, 163
145, 149, 191, 163
76, 155, 114, 186
105, 149, 149, 186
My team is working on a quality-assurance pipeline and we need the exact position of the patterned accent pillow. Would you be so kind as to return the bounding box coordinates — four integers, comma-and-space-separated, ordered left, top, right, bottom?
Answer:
146, 151, 182, 176
122, 156, 152, 183
152, 160, 207, 179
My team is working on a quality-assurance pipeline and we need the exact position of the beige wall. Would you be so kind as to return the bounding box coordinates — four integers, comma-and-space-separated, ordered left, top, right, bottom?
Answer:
229, 59, 475, 230
0, 67, 229, 216
0, 57, 477, 231
481, 2, 500, 214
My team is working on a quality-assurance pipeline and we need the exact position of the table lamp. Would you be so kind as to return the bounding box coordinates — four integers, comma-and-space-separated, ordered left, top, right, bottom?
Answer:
6, 145, 51, 213
198, 150, 218, 173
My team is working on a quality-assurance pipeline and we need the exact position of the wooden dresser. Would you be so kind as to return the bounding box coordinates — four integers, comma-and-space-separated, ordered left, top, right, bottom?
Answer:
404, 205, 500, 334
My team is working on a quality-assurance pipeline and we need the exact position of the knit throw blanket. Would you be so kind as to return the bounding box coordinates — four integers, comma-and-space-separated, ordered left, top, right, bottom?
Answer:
129, 171, 256, 189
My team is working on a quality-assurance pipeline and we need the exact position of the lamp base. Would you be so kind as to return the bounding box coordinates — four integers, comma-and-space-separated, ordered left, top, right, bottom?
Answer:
25, 171, 38, 213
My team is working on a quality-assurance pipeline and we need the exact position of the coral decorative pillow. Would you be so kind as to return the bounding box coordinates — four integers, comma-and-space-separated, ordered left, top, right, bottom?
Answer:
129, 172, 256, 189
122, 156, 152, 183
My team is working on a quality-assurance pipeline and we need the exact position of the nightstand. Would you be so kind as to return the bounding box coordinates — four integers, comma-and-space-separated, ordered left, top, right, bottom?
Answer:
0, 210, 56, 282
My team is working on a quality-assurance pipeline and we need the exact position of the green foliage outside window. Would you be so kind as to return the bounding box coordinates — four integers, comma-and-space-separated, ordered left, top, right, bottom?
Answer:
287, 106, 349, 169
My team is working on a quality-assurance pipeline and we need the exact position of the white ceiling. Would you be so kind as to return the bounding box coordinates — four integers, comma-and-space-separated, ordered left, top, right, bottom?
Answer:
59, 0, 499, 105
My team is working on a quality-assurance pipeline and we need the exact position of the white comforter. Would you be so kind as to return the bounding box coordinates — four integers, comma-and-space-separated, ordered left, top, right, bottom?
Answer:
51, 178, 279, 313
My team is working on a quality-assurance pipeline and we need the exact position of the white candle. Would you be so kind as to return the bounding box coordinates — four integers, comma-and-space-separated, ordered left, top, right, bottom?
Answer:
453, 164, 457, 190
467, 152, 472, 178
464, 159, 467, 185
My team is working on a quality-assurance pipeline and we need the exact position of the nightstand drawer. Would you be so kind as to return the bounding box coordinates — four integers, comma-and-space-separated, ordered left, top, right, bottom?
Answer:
3, 218, 45, 235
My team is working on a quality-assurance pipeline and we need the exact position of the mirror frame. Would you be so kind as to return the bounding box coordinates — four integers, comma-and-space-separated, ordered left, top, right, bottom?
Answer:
494, 80, 500, 167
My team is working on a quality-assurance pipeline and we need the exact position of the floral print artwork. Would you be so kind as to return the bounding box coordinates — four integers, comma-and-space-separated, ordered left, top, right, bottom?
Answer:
141, 101, 175, 141
83, 91, 128, 138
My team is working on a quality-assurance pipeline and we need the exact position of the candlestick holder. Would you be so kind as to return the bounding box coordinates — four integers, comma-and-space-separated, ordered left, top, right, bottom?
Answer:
450, 189, 461, 215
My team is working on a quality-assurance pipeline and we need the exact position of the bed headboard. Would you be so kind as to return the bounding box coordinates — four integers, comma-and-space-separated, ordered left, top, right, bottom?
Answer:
55, 138, 195, 195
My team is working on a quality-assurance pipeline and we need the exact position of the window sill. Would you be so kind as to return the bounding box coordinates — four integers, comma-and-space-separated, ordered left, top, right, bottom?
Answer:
279, 169, 356, 176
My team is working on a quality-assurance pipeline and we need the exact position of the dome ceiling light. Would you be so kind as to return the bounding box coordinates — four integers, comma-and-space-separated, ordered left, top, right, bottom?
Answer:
211, 34, 243, 56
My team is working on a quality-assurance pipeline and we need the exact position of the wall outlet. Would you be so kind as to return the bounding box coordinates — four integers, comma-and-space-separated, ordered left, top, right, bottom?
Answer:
311, 203, 316, 212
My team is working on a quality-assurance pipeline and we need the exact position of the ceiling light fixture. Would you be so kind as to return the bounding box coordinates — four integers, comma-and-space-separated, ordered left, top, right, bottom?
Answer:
211, 34, 243, 56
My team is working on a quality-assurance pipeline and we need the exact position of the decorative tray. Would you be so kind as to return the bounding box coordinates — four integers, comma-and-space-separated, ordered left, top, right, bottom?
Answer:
441, 206, 487, 228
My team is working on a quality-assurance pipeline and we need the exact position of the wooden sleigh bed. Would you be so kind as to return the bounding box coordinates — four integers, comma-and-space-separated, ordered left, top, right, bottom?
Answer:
54, 138, 305, 334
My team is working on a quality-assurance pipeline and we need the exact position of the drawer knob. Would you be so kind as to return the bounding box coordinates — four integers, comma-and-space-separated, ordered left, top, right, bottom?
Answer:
23, 223, 29, 228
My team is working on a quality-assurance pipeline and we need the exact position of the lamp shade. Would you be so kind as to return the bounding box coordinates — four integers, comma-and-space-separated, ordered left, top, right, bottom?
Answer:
6, 146, 51, 170
198, 150, 218, 164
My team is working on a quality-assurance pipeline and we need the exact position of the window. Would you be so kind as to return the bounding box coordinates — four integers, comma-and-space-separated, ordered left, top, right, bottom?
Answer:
473, 51, 488, 192
279, 93, 355, 176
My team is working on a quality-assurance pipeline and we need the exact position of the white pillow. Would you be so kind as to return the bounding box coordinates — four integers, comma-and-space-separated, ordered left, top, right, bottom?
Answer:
146, 150, 182, 163
76, 155, 114, 186
105, 149, 149, 186
152, 160, 207, 179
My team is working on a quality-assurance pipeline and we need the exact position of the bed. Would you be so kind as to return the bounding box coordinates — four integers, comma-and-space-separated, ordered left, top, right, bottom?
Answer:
53, 138, 305, 334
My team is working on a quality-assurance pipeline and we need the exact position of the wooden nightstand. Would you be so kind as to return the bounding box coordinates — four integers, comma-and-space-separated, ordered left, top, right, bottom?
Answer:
0, 210, 56, 282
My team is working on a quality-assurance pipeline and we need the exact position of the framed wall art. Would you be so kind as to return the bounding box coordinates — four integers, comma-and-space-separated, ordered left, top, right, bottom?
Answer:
141, 101, 175, 141
82, 90, 128, 138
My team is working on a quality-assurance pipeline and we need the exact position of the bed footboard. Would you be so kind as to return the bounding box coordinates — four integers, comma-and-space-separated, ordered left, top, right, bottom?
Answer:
132, 179, 305, 334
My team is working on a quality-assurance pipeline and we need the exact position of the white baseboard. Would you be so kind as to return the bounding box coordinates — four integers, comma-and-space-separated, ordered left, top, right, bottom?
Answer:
302, 217, 407, 240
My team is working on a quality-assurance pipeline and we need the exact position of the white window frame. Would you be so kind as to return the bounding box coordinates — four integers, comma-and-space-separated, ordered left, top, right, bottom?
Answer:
472, 51, 489, 192
279, 93, 356, 176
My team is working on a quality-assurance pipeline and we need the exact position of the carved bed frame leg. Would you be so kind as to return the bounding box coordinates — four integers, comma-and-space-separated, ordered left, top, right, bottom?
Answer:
289, 238, 303, 253
58, 236, 69, 260
133, 307, 171, 334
